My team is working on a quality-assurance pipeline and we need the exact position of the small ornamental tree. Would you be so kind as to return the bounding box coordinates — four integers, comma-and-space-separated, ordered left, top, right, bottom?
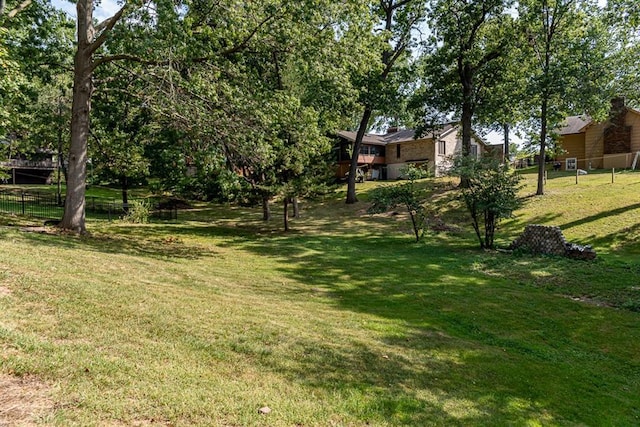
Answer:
368, 165, 428, 242
453, 156, 522, 249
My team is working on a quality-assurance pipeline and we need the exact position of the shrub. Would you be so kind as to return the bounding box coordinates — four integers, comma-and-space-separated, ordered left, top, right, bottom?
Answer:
123, 199, 152, 224
368, 165, 427, 242
453, 156, 522, 249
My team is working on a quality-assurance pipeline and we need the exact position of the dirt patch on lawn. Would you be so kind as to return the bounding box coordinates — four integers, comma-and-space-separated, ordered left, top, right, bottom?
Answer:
18, 226, 61, 235
0, 286, 10, 297
0, 374, 54, 426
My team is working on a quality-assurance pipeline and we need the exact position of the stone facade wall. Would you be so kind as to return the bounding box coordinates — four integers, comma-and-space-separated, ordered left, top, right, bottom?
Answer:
386, 138, 434, 165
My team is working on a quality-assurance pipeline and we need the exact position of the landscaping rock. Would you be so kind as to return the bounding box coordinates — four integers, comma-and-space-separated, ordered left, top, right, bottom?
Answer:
565, 243, 597, 260
509, 225, 567, 256
509, 225, 596, 260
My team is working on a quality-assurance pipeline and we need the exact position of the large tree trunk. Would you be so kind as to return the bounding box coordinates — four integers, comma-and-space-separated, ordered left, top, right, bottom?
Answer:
121, 175, 129, 213
459, 71, 474, 188
461, 79, 473, 158
536, 97, 548, 196
292, 197, 299, 218
346, 108, 372, 204
262, 195, 271, 221
503, 122, 510, 164
59, 1, 93, 233
283, 197, 289, 231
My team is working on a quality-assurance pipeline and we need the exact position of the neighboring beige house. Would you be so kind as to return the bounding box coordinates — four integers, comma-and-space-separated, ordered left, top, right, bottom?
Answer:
336, 123, 489, 180
556, 98, 640, 171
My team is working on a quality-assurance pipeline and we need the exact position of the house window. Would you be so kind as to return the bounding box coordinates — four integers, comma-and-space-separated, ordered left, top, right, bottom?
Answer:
438, 140, 446, 155
470, 145, 478, 157
361, 145, 382, 156
566, 157, 577, 170
396, 144, 401, 159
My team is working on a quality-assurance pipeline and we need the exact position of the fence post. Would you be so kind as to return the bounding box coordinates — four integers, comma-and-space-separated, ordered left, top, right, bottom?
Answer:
612, 167, 615, 183
21, 192, 25, 215
575, 168, 578, 185
544, 169, 547, 185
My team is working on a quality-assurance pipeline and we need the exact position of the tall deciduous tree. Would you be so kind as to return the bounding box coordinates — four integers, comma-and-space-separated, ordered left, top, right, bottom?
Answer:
1, 0, 73, 158
60, 0, 298, 232
217, 1, 359, 227
416, 0, 514, 185
606, 0, 640, 106
472, 34, 528, 164
518, 0, 611, 195
137, 1, 361, 228
91, 65, 152, 207
345, 0, 425, 204
60, 0, 130, 232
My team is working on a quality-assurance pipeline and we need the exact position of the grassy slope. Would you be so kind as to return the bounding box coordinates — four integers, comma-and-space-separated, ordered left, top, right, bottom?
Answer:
0, 170, 639, 426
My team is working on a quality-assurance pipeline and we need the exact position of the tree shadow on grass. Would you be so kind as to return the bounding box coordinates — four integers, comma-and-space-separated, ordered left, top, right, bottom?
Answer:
588, 221, 640, 259
6, 225, 219, 261
204, 228, 640, 425
559, 202, 640, 232
4, 212, 640, 424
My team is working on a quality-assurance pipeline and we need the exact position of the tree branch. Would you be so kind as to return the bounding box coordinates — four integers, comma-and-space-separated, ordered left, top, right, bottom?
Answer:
472, 47, 503, 73
465, 3, 489, 51
91, 53, 164, 71
391, 0, 413, 11
6, 0, 32, 18
87, 2, 128, 55
219, 10, 278, 57
381, 43, 406, 79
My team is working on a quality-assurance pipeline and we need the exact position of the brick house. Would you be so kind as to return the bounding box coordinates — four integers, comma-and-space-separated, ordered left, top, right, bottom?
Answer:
555, 98, 640, 171
335, 123, 489, 180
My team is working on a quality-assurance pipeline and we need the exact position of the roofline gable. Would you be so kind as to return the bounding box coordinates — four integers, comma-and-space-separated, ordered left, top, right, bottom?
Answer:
337, 122, 489, 146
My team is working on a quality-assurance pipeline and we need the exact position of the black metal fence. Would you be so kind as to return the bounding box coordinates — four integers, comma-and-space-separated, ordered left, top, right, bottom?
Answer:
0, 191, 177, 221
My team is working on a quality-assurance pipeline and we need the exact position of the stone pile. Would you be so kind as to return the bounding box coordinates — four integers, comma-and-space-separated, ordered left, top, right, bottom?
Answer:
565, 243, 597, 260
509, 225, 596, 260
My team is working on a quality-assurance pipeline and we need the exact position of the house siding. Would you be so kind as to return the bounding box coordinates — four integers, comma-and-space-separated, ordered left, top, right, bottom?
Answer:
628, 110, 640, 153
386, 138, 435, 179
603, 111, 640, 168
557, 133, 586, 169
556, 109, 640, 170
386, 138, 433, 164
434, 131, 460, 175
336, 124, 489, 180
584, 122, 606, 169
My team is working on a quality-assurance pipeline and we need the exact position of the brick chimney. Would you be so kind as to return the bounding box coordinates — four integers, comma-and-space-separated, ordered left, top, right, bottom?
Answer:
604, 96, 631, 155
387, 126, 399, 133
610, 96, 625, 112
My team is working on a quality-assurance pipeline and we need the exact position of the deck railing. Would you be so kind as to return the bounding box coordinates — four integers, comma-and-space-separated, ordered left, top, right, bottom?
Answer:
0, 159, 57, 169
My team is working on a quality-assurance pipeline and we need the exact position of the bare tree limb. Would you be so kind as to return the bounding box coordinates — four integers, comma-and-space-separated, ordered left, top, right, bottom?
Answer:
87, 2, 128, 55
7, 0, 32, 18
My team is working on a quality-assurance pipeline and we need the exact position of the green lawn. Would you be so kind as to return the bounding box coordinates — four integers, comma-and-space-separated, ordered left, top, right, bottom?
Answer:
1, 170, 639, 426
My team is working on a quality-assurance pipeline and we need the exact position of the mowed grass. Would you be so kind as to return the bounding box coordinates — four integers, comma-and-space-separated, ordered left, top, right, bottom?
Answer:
0, 169, 639, 426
